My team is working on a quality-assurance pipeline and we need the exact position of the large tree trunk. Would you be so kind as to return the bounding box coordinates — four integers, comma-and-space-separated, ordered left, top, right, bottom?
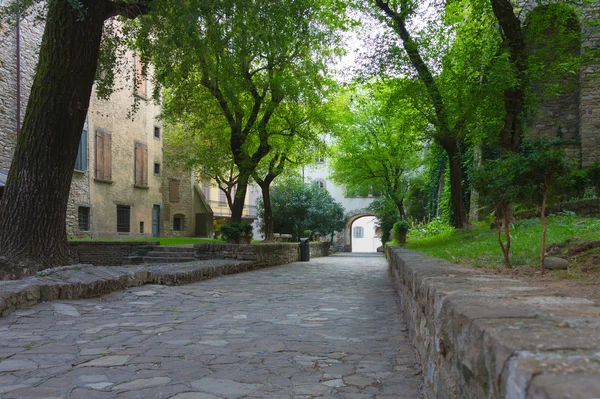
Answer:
0, 0, 105, 278
490, 0, 527, 153
230, 173, 250, 223
442, 140, 468, 229
259, 182, 274, 241
0, 0, 148, 279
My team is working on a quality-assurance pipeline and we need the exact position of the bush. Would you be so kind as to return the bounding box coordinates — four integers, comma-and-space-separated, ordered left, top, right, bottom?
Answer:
220, 222, 253, 243
409, 218, 454, 240
587, 161, 600, 197
393, 220, 410, 244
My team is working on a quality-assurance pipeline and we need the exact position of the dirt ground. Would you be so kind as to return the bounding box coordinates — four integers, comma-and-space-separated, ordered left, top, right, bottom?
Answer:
481, 239, 600, 302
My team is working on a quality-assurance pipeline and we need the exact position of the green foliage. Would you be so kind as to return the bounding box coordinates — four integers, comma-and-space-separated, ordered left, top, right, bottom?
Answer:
220, 222, 253, 243
407, 216, 600, 269
367, 197, 399, 246
393, 220, 410, 243
587, 161, 600, 197
258, 179, 345, 240
409, 219, 455, 240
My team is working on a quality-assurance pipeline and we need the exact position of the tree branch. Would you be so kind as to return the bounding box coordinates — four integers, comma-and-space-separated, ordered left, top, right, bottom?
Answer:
106, 0, 150, 20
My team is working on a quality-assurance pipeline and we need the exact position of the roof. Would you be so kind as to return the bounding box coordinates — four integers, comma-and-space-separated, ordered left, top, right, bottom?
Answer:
0, 169, 7, 187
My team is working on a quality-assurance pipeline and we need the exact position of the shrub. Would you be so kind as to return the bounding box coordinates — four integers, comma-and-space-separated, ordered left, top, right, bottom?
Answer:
220, 222, 253, 243
393, 220, 410, 244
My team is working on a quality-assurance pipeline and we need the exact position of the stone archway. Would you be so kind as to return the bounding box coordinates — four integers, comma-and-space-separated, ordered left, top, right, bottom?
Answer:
340, 209, 377, 252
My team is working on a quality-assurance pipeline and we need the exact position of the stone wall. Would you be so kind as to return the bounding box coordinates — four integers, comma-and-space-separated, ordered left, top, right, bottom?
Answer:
68, 242, 150, 266
515, 197, 600, 219
386, 246, 600, 399
195, 241, 330, 265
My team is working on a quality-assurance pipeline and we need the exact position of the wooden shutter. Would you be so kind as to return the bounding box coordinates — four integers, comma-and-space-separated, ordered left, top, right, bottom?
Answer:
103, 132, 112, 181
135, 56, 147, 97
141, 144, 148, 185
169, 180, 180, 202
95, 131, 104, 180
135, 143, 148, 186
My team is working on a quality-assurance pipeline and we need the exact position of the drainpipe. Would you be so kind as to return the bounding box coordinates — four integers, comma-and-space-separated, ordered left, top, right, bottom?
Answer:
16, 0, 21, 136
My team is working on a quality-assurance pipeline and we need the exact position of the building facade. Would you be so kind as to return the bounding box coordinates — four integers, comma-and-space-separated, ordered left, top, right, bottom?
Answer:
0, 13, 210, 239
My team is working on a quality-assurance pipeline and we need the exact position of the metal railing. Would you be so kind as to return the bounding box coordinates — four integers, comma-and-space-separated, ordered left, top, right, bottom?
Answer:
209, 200, 258, 218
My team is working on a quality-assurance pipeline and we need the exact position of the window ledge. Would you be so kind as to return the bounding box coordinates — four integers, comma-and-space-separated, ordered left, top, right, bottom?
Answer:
73, 169, 86, 175
94, 178, 113, 184
134, 184, 149, 189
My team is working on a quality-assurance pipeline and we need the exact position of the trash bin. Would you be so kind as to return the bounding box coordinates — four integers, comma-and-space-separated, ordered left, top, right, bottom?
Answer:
299, 238, 310, 262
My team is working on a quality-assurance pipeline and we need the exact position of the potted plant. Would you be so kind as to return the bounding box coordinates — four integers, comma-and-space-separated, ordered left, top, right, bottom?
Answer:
393, 220, 410, 245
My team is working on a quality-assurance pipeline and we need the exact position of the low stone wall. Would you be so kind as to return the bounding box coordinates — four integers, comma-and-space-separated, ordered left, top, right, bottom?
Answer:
194, 241, 329, 264
515, 198, 600, 219
68, 242, 151, 266
386, 246, 600, 399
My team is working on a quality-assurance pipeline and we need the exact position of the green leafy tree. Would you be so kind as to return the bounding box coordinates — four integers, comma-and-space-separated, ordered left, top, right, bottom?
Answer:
130, 0, 346, 224
258, 179, 345, 241
470, 156, 522, 268
329, 82, 423, 220
515, 141, 571, 273
367, 197, 399, 246
0, 0, 150, 275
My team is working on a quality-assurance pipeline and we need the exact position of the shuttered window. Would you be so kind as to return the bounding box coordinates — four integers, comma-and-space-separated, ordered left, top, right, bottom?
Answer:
353, 226, 364, 238
134, 142, 148, 186
117, 205, 131, 233
95, 130, 112, 181
169, 180, 180, 202
135, 56, 147, 97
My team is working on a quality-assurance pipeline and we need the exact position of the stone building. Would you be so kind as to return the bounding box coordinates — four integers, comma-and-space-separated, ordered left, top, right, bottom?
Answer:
519, 0, 600, 166
0, 11, 211, 239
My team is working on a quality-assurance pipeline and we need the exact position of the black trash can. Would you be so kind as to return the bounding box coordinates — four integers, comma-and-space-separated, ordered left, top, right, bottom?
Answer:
299, 238, 310, 262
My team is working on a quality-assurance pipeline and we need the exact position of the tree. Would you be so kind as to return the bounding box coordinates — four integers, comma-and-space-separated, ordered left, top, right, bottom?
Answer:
0, 0, 150, 277
369, 0, 505, 228
367, 197, 399, 246
515, 141, 571, 273
470, 156, 521, 267
259, 178, 345, 241
130, 0, 345, 223
329, 82, 423, 219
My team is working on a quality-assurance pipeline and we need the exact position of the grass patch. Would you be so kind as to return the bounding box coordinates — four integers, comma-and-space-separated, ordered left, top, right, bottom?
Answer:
405, 215, 600, 269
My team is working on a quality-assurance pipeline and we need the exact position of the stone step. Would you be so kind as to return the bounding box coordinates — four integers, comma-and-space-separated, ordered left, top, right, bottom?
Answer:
146, 250, 195, 257
140, 256, 196, 263
150, 246, 195, 253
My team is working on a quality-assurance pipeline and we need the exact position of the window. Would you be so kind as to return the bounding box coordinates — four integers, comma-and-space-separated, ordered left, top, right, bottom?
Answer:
169, 180, 180, 202
173, 214, 184, 231
353, 226, 364, 238
315, 179, 326, 189
316, 156, 325, 163
117, 205, 131, 233
202, 180, 211, 199
78, 207, 90, 231
74, 130, 88, 171
95, 130, 112, 181
154, 162, 160, 176
135, 56, 147, 97
134, 142, 148, 186
219, 189, 227, 206
140, 221, 144, 234
154, 126, 161, 139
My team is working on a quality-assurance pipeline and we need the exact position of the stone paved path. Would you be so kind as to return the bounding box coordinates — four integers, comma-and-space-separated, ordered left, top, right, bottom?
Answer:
0, 253, 422, 399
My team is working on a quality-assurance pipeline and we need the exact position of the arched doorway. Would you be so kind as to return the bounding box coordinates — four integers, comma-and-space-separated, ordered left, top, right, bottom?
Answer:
350, 215, 382, 253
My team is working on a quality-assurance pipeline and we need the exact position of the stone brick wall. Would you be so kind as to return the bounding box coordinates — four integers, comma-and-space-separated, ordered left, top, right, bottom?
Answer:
515, 197, 600, 219
68, 241, 149, 266
0, 7, 44, 172
387, 246, 600, 399
194, 241, 329, 265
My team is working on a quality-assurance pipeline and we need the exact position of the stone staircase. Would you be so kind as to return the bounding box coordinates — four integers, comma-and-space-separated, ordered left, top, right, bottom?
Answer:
124, 245, 196, 265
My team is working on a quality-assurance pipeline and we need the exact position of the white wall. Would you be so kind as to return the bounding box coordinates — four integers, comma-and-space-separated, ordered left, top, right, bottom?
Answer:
351, 216, 382, 253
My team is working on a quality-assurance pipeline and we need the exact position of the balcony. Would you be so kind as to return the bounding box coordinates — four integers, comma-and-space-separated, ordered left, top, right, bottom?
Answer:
209, 200, 258, 219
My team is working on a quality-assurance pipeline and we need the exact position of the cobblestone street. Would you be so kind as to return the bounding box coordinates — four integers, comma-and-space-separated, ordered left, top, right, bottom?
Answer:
0, 254, 422, 399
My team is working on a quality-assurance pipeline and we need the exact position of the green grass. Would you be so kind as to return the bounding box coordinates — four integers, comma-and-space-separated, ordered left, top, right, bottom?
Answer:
404, 215, 600, 269
70, 237, 222, 245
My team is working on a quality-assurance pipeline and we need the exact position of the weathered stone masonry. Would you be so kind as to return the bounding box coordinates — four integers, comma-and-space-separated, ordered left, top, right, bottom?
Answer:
387, 246, 600, 399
